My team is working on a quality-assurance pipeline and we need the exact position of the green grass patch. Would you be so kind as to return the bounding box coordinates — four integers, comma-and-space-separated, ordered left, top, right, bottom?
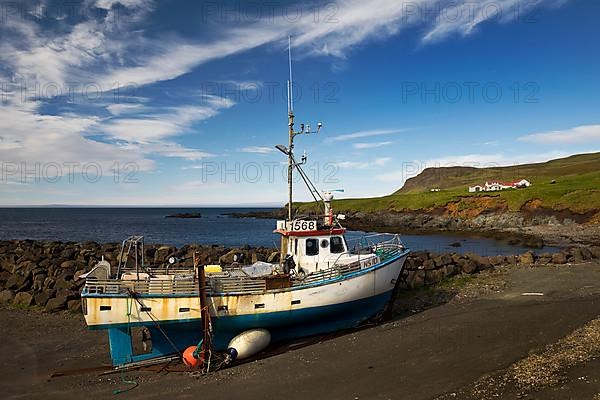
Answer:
297, 153, 600, 214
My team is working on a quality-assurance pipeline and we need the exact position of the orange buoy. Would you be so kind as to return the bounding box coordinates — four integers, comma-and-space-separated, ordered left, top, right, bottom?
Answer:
182, 346, 202, 368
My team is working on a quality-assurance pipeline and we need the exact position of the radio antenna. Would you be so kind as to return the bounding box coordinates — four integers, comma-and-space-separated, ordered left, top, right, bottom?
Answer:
287, 35, 294, 114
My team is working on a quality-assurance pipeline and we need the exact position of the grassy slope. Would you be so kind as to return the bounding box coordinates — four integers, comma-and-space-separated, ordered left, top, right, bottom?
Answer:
298, 153, 600, 214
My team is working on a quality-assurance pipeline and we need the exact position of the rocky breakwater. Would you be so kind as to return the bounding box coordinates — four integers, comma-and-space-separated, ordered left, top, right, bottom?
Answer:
0, 240, 599, 313
0, 240, 279, 313
400, 246, 600, 290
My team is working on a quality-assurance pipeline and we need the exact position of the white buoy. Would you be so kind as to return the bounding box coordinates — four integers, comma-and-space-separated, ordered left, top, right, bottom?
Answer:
226, 329, 271, 360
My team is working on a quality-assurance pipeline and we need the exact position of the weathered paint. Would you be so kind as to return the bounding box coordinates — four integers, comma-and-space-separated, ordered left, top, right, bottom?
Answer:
106, 289, 395, 366
84, 250, 409, 366
83, 250, 408, 329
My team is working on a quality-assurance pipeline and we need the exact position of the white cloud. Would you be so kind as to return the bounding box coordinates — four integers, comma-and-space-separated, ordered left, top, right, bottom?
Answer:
181, 165, 204, 170
0, 99, 155, 179
239, 146, 276, 154
337, 157, 391, 169
353, 141, 393, 149
423, 0, 540, 44
106, 103, 146, 115
102, 97, 234, 144
326, 129, 408, 143
518, 124, 600, 144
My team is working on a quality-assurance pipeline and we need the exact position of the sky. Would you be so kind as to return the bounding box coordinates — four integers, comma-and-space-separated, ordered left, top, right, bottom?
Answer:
0, 0, 598, 206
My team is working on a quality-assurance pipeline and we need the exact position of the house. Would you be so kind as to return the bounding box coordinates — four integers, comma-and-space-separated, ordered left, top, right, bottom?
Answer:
468, 179, 531, 193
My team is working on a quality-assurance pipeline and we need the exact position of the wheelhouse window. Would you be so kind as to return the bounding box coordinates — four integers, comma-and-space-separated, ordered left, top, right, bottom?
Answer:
306, 239, 319, 256
330, 236, 345, 253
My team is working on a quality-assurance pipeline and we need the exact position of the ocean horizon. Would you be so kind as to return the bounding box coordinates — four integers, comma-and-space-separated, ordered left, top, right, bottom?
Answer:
0, 207, 558, 256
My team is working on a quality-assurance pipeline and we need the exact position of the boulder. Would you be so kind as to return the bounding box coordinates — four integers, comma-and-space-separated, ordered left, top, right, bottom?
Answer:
0, 289, 15, 304
67, 299, 81, 313
60, 260, 77, 269
489, 256, 507, 266
459, 259, 478, 274
536, 253, 552, 265
551, 252, 568, 265
45, 296, 68, 312
267, 252, 280, 263
519, 252, 535, 266
425, 269, 444, 285
55, 279, 77, 291
154, 246, 174, 264
442, 264, 458, 278
405, 270, 425, 289
433, 254, 452, 268
32, 274, 47, 292
43, 277, 56, 290
34, 291, 54, 307
423, 259, 436, 270
219, 249, 241, 265
579, 247, 593, 261
13, 292, 34, 306
5, 274, 31, 291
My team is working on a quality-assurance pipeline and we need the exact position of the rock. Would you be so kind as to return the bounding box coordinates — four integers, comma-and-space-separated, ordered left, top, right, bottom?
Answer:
34, 291, 54, 307
536, 253, 552, 264
0, 289, 15, 304
45, 296, 68, 312
5, 274, 31, 291
154, 246, 174, 264
519, 252, 535, 266
13, 292, 34, 306
489, 256, 506, 266
60, 248, 77, 259
406, 270, 425, 289
60, 260, 77, 269
219, 249, 241, 265
433, 254, 452, 268
551, 252, 568, 265
579, 247, 593, 261
67, 299, 81, 313
267, 252, 280, 263
425, 269, 444, 285
590, 246, 600, 259
442, 264, 458, 277
423, 259, 436, 270
43, 277, 56, 290
55, 279, 76, 291
459, 259, 478, 274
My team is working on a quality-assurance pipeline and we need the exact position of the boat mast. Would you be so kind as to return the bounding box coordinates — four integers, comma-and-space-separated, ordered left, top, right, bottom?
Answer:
280, 36, 323, 224
287, 36, 294, 222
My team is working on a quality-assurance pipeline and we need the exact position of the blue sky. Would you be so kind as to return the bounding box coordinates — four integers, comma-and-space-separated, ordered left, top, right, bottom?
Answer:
0, 0, 598, 206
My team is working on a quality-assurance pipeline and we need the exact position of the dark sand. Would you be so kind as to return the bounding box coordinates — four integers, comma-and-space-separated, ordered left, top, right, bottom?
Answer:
1, 263, 599, 399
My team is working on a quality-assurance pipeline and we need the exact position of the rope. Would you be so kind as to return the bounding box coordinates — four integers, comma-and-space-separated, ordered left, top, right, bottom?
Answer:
113, 370, 138, 395
127, 290, 182, 358
113, 298, 138, 395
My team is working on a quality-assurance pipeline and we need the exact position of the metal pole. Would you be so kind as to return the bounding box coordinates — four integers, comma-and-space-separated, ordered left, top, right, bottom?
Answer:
287, 36, 294, 222
288, 115, 294, 222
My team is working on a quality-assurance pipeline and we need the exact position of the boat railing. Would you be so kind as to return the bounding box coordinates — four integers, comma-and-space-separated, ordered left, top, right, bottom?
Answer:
83, 235, 406, 295
331, 234, 405, 270
84, 278, 200, 295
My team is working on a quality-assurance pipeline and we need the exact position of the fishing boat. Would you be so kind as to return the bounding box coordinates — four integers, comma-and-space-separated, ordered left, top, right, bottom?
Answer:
80, 39, 410, 368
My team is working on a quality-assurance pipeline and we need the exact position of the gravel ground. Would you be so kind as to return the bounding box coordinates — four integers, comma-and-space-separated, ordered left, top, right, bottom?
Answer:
1, 262, 600, 400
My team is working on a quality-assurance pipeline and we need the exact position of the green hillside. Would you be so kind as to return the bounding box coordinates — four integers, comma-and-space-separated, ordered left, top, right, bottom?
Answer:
298, 153, 600, 215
